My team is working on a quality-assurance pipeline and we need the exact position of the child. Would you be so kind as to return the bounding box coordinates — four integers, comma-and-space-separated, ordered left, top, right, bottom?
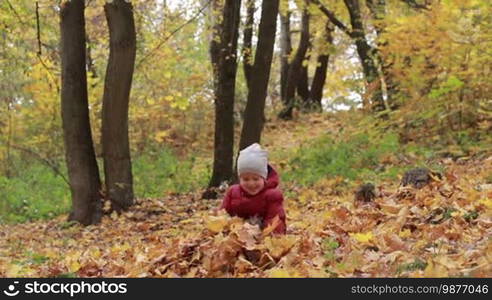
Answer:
220, 143, 286, 234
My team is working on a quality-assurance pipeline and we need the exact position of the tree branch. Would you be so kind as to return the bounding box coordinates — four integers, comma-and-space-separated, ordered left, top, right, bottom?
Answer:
5, 0, 28, 27
311, 0, 353, 38
9, 144, 70, 186
136, 0, 212, 69
36, 1, 42, 55
400, 0, 430, 10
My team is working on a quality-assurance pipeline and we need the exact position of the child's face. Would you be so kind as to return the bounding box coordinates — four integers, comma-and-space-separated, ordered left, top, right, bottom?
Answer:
239, 173, 265, 195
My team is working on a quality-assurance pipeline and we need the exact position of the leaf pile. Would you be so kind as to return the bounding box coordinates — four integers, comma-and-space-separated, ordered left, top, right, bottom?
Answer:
1, 156, 491, 277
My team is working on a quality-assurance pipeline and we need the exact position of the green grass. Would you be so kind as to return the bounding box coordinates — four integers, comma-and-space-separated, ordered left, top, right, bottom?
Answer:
0, 148, 210, 224
278, 120, 491, 188
132, 148, 210, 197
0, 164, 71, 224
322, 237, 340, 261
282, 131, 403, 186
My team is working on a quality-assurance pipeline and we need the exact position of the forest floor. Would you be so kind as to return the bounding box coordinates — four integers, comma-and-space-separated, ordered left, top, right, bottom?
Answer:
1, 113, 491, 278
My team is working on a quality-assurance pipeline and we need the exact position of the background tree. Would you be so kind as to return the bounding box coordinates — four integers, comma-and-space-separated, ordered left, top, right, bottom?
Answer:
60, 0, 102, 225
206, 0, 242, 194
238, 0, 280, 150
313, 0, 385, 112
308, 20, 334, 108
278, 1, 334, 118
279, 4, 292, 103
101, 0, 137, 212
279, 2, 310, 120
242, 0, 254, 91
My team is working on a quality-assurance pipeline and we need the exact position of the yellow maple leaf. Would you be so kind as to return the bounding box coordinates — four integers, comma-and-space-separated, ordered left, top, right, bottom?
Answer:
88, 247, 101, 259
111, 242, 131, 254
478, 198, 492, 209
204, 215, 229, 233
322, 210, 333, 220
349, 232, 374, 243
424, 259, 449, 277
154, 130, 169, 143
261, 215, 281, 237
268, 267, 300, 278
64, 250, 82, 273
399, 229, 412, 238
298, 190, 317, 204
68, 261, 81, 273
264, 235, 297, 259
44, 249, 59, 259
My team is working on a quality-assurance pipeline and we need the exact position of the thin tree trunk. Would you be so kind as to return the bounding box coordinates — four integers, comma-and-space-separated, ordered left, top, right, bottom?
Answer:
297, 7, 312, 104
102, 0, 136, 212
366, 0, 399, 110
309, 21, 334, 109
60, 0, 102, 225
279, 11, 292, 103
278, 5, 309, 120
312, 0, 385, 112
207, 0, 241, 190
297, 59, 310, 103
242, 0, 254, 90
343, 0, 385, 112
5, 99, 12, 178
238, 0, 279, 150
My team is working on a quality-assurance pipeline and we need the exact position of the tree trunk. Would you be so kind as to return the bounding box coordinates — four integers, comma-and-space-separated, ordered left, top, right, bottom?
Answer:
242, 0, 254, 90
309, 21, 334, 109
238, 0, 279, 150
309, 55, 328, 108
279, 5, 309, 120
208, 0, 241, 190
343, 0, 385, 112
279, 11, 292, 103
60, 0, 102, 225
101, 0, 136, 212
366, 0, 399, 110
297, 60, 310, 103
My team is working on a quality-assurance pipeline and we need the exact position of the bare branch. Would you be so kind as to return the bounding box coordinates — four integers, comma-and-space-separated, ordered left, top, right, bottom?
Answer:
5, 0, 28, 26
9, 144, 70, 186
36, 2, 42, 55
136, 0, 212, 69
310, 0, 353, 38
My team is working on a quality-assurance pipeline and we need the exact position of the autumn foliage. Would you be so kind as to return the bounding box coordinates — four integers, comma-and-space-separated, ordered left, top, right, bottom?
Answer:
1, 0, 492, 278
1, 150, 490, 277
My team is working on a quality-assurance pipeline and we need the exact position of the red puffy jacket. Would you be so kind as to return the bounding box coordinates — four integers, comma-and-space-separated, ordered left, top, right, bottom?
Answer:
220, 165, 286, 234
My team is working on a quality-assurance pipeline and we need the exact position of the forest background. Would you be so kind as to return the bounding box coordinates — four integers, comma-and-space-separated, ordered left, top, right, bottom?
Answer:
0, 0, 491, 278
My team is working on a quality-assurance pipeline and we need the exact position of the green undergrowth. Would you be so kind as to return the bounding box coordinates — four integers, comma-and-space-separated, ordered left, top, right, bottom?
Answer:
0, 148, 210, 224
132, 148, 210, 198
0, 164, 71, 224
281, 114, 491, 188
282, 130, 405, 186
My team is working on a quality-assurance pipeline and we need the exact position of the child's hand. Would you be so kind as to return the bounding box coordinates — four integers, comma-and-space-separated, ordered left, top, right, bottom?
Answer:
209, 207, 220, 216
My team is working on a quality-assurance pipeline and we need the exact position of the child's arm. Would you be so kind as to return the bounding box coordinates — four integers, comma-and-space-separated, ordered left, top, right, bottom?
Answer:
264, 190, 286, 234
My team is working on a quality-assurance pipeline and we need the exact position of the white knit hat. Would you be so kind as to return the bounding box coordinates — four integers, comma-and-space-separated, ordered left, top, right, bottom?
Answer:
237, 143, 268, 179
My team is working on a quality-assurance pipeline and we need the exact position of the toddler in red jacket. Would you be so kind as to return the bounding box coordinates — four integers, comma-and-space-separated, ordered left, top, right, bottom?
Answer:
220, 143, 286, 234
